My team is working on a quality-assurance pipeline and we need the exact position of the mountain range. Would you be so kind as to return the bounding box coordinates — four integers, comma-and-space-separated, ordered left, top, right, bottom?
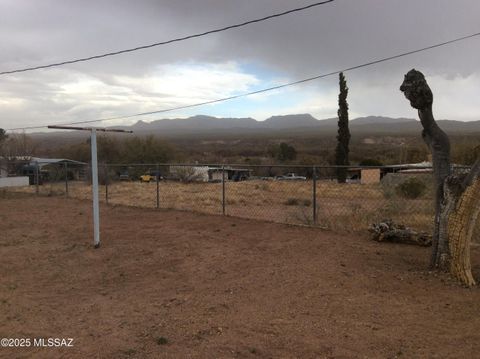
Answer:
110, 114, 480, 136
33, 114, 480, 142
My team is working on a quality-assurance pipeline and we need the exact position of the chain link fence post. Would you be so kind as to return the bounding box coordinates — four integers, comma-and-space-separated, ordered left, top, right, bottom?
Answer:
35, 160, 39, 195
64, 162, 68, 198
105, 163, 109, 205
313, 166, 317, 224
156, 163, 160, 209
222, 165, 226, 215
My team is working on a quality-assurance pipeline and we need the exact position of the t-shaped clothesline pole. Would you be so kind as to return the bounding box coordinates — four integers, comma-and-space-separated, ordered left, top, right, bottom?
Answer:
48, 125, 133, 248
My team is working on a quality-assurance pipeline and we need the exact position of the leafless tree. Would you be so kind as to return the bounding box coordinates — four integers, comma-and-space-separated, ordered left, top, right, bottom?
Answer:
400, 69, 480, 285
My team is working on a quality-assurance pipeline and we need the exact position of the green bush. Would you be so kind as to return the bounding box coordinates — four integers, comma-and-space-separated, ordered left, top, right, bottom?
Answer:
396, 177, 427, 199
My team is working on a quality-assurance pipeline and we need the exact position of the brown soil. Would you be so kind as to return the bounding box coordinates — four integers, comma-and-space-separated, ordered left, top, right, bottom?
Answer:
1, 194, 479, 358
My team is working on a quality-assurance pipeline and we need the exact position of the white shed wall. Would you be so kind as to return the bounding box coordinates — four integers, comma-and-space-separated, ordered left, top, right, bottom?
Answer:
0, 177, 29, 188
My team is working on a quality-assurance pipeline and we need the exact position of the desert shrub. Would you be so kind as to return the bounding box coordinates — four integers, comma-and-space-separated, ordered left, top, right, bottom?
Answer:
359, 158, 383, 166
284, 198, 300, 206
381, 183, 396, 199
173, 167, 203, 183
254, 183, 269, 190
156, 337, 168, 345
396, 177, 427, 199
284, 198, 311, 206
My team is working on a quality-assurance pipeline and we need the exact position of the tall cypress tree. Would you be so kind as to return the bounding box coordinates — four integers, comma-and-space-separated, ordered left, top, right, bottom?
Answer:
335, 72, 350, 183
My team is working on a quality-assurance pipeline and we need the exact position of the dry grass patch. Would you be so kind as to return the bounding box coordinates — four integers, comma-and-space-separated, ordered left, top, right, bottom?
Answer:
8, 179, 436, 231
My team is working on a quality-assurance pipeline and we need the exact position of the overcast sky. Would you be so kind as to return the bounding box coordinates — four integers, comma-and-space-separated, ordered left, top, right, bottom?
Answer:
1, 0, 480, 131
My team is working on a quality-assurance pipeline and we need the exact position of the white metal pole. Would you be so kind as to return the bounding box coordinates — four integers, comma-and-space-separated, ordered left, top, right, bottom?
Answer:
91, 129, 100, 248
47, 124, 131, 248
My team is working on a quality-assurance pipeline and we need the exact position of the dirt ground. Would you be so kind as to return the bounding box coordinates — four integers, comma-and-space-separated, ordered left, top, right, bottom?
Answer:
1, 194, 479, 359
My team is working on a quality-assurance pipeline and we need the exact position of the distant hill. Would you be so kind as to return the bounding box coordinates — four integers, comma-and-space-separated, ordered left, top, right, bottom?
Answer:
109, 114, 422, 135
129, 115, 258, 132
261, 114, 331, 128
110, 114, 480, 135
32, 114, 480, 143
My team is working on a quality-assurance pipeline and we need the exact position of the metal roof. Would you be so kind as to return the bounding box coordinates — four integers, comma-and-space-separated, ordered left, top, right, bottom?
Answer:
30, 157, 86, 166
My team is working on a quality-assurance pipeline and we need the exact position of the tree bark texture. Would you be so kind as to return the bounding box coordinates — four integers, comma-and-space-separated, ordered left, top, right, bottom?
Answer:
446, 178, 480, 286
400, 69, 451, 268
445, 158, 480, 285
400, 69, 480, 286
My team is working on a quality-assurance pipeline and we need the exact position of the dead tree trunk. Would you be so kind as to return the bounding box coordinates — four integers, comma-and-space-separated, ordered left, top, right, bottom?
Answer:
400, 69, 451, 268
400, 69, 480, 285
445, 159, 480, 286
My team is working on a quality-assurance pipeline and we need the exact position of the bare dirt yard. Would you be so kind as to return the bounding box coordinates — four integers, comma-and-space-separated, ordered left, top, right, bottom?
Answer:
1, 194, 479, 358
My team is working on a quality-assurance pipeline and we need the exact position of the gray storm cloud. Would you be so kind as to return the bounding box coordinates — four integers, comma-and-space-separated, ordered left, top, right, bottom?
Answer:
1, 0, 479, 129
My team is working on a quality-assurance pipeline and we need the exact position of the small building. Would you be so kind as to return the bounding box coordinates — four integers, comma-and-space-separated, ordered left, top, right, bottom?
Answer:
169, 165, 252, 182
227, 168, 252, 181
208, 168, 252, 182
360, 168, 381, 184
27, 157, 86, 184
347, 168, 381, 184
0, 176, 29, 188
0, 156, 28, 188
0, 156, 86, 187
208, 168, 225, 182
380, 162, 433, 186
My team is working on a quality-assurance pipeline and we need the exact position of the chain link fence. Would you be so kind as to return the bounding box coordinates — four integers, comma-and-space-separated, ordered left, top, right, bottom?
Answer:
3, 160, 477, 237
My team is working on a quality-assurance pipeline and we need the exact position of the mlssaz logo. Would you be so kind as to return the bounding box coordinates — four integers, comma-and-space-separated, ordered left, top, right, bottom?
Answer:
34, 338, 74, 347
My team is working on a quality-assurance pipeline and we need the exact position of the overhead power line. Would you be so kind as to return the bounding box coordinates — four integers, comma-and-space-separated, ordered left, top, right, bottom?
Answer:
6, 30, 480, 132
0, 0, 334, 76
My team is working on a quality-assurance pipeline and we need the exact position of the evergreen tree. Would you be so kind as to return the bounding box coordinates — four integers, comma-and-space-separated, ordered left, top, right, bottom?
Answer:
267, 142, 297, 162
278, 142, 297, 162
335, 72, 350, 183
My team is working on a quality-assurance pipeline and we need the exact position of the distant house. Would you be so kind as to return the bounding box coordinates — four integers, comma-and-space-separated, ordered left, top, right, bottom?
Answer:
360, 168, 381, 184
0, 156, 31, 179
347, 168, 381, 184
29, 157, 86, 167
169, 165, 252, 182
0, 156, 87, 187
226, 168, 252, 181
26, 157, 86, 183
380, 161, 469, 186
385, 161, 433, 173
0, 156, 28, 187
347, 161, 437, 185
379, 161, 433, 186
209, 167, 253, 182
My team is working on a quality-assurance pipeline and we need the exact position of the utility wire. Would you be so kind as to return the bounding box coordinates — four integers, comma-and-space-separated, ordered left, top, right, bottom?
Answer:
0, 0, 334, 76
6, 30, 480, 132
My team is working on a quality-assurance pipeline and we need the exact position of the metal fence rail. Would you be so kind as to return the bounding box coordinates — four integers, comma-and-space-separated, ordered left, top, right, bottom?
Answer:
3, 161, 477, 236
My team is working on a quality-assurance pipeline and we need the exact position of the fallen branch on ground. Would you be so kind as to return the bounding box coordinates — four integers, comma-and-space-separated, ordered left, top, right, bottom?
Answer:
369, 219, 432, 247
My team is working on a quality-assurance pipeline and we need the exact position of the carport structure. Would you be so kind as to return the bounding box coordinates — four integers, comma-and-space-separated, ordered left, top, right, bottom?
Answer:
22, 157, 86, 185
